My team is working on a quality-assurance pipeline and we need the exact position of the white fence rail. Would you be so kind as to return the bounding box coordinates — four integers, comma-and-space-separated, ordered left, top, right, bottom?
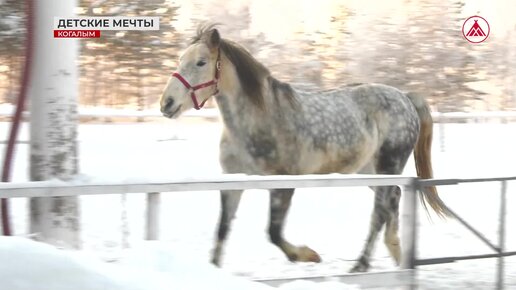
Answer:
1, 105, 516, 121
1, 174, 515, 288
0, 174, 413, 198
0, 106, 220, 120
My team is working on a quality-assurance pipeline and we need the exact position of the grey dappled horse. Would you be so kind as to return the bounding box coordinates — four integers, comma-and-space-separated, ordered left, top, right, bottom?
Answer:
160, 25, 449, 272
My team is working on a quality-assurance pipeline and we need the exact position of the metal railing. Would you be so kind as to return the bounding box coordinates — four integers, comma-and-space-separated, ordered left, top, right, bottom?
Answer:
0, 174, 514, 289
416, 177, 516, 290
1, 107, 516, 121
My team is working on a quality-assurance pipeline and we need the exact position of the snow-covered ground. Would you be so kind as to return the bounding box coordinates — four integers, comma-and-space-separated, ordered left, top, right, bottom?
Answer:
2, 236, 356, 290
1, 119, 515, 289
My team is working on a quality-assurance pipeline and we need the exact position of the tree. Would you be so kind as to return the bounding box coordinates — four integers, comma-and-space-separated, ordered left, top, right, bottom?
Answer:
77, 0, 181, 113
0, 0, 25, 104
29, 0, 80, 249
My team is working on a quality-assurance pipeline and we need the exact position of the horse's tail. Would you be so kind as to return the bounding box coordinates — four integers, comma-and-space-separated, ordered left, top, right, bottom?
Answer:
406, 93, 450, 218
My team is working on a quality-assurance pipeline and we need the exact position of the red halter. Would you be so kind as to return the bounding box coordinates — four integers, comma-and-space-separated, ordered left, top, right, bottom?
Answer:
171, 52, 221, 110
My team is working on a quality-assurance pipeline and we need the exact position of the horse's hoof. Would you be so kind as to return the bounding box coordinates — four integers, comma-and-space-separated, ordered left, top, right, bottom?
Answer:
349, 259, 369, 273
296, 245, 322, 263
210, 255, 222, 267
211, 244, 223, 267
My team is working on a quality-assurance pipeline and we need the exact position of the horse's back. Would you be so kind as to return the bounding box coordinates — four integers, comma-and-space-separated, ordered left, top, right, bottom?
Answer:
295, 83, 419, 141
290, 83, 420, 174
219, 82, 421, 176
341, 83, 421, 156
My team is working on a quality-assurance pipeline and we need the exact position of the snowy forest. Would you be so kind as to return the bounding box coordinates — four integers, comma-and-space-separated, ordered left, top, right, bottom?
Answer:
1, 0, 515, 113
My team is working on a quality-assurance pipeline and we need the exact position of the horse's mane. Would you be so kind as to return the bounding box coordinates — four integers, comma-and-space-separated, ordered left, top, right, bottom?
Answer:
192, 24, 297, 109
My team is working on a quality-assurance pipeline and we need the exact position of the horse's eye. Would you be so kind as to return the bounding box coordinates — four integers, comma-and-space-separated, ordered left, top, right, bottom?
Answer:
196, 60, 206, 67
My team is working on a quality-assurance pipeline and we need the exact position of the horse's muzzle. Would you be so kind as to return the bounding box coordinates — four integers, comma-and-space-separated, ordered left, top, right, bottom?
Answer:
161, 98, 174, 113
161, 99, 181, 118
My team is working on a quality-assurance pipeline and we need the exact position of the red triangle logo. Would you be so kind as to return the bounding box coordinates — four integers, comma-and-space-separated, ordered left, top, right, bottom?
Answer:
466, 20, 486, 37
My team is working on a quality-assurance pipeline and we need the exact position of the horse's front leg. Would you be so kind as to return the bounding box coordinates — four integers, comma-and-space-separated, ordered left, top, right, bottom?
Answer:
211, 189, 243, 266
268, 188, 321, 263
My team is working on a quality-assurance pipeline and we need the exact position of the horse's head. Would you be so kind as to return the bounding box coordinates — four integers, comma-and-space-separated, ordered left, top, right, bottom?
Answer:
160, 28, 221, 118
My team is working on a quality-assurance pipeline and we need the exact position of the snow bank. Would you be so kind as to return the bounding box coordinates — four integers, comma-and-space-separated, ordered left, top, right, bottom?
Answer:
0, 237, 270, 290
0, 237, 169, 290
0, 237, 360, 290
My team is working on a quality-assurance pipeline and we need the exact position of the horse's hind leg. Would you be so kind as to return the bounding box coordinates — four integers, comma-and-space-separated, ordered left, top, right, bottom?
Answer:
211, 190, 243, 266
268, 188, 321, 263
350, 186, 394, 272
384, 186, 402, 265
351, 143, 412, 272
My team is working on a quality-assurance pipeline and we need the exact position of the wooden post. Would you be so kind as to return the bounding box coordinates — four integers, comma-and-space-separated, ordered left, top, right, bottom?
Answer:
146, 192, 160, 240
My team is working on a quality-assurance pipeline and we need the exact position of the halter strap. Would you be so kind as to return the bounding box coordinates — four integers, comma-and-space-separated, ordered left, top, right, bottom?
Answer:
171, 51, 221, 110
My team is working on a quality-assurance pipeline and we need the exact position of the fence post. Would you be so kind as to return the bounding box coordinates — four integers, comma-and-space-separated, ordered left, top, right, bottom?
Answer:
400, 178, 419, 289
496, 181, 507, 290
438, 116, 446, 152
401, 179, 418, 269
146, 192, 160, 240
401, 178, 418, 289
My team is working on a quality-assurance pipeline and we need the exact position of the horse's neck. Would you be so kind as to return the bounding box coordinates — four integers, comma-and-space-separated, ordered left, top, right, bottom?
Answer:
215, 90, 274, 137
215, 60, 295, 138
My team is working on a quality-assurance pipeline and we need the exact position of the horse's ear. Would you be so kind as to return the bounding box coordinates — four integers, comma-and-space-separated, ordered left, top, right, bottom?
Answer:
206, 28, 220, 50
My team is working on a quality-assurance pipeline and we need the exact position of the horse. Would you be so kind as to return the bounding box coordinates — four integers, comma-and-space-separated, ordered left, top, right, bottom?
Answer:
159, 24, 450, 272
